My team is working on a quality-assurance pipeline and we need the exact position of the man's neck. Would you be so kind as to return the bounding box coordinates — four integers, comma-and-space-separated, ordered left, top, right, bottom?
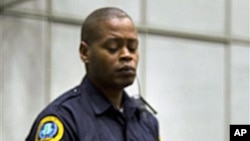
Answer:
88, 77, 124, 109
101, 89, 123, 109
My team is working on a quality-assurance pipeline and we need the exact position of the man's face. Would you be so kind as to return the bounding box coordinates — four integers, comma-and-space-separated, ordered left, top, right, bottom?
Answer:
86, 17, 139, 90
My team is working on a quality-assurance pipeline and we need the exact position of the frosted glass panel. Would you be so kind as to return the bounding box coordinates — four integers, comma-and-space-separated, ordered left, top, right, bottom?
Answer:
230, 43, 249, 124
52, 0, 141, 24
2, 16, 46, 141
145, 35, 225, 141
231, 0, 249, 39
50, 23, 85, 100
147, 0, 225, 35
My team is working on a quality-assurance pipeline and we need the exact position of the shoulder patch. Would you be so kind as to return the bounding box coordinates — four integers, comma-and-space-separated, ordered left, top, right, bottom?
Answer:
35, 116, 64, 141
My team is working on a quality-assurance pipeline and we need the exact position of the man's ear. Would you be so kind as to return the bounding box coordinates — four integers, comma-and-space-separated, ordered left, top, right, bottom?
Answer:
79, 41, 90, 63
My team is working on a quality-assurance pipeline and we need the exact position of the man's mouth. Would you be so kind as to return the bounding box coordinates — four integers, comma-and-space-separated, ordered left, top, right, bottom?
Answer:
117, 66, 136, 76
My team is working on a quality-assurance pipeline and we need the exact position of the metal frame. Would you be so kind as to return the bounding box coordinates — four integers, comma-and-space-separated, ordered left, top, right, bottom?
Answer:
1, 7, 249, 45
224, 0, 232, 141
44, 0, 52, 103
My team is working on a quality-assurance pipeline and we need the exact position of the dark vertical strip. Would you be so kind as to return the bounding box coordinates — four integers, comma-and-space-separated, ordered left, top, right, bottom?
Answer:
224, 0, 232, 141
139, 0, 148, 97
44, 0, 52, 103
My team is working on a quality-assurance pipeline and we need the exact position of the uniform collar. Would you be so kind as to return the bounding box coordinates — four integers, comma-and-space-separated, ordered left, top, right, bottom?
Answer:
122, 92, 140, 119
80, 76, 140, 119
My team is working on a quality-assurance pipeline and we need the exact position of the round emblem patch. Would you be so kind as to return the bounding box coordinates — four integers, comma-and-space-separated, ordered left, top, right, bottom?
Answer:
36, 116, 64, 141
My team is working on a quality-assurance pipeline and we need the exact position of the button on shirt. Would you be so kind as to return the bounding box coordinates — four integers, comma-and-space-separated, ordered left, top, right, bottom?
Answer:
26, 77, 159, 141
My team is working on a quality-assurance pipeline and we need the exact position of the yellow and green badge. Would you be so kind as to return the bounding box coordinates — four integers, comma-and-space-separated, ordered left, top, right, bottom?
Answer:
35, 116, 64, 141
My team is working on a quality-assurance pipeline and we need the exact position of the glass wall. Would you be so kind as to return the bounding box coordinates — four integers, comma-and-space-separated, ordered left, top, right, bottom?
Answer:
1, 0, 249, 140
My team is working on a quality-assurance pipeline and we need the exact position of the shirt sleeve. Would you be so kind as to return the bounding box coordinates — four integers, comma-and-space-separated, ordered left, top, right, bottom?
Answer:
143, 111, 160, 141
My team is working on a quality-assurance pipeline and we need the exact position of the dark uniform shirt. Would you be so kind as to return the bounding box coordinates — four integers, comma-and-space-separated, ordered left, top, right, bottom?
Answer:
26, 77, 159, 141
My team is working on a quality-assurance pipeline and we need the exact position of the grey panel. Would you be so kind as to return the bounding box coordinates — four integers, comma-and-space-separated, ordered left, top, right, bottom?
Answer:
52, 0, 142, 24
50, 23, 85, 100
4, 0, 46, 11
145, 35, 225, 141
230, 43, 249, 124
1, 16, 46, 140
147, 0, 225, 35
231, 0, 249, 39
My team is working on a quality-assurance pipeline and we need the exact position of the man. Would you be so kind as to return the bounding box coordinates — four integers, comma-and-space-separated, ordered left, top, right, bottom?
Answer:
26, 7, 159, 141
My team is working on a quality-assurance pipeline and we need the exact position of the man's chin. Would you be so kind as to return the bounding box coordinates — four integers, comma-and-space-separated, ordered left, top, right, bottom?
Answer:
119, 77, 135, 88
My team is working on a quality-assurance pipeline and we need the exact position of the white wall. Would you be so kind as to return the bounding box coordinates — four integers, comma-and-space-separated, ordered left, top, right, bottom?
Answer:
1, 16, 47, 140
145, 36, 225, 141
1, 0, 249, 141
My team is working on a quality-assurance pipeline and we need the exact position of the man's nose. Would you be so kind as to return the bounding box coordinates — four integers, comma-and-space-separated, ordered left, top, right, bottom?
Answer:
119, 47, 132, 62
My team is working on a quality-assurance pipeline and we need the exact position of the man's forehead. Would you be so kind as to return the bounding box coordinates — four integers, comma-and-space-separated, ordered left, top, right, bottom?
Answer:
98, 17, 133, 26
96, 18, 137, 39
97, 18, 136, 32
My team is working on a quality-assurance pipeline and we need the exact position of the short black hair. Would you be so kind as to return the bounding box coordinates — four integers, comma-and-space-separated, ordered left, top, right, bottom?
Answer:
80, 7, 133, 45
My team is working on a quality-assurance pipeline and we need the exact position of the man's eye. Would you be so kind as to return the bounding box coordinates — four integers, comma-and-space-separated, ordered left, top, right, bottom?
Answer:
107, 44, 119, 52
104, 39, 124, 53
107, 47, 118, 53
103, 39, 138, 53
127, 40, 138, 52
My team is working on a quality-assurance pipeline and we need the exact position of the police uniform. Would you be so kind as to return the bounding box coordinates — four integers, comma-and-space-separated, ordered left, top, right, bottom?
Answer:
26, 77, 159, 141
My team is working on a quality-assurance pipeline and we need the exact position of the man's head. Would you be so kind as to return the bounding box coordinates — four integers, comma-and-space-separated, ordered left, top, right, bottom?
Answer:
79, 7, 139, 91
